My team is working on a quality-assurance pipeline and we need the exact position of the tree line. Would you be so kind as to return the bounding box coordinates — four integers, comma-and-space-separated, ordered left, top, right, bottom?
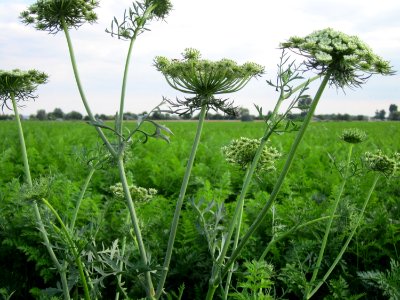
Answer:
0, 104, 399, 121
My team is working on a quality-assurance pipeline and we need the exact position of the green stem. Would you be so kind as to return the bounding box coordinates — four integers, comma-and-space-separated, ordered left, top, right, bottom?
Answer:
223, 168, 251, 299
11, 93, 32, 186
307, 144, 354, 292
307, 175, 380, 299
117, 33, 138, 140
209, 71, 331, 300
70, 167, 96, 231
206, 73, 330, 299
115, 212, 131, 300
42, 198, 91, 300
11, 93, 71, 300
259, 215, 333, 261
117, 158, 155, 299
155, 104, 208, 299
61, 18, 116, 157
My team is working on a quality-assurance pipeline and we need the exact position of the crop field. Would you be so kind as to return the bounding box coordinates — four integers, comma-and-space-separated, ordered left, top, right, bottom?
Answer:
1, 120, 399, 299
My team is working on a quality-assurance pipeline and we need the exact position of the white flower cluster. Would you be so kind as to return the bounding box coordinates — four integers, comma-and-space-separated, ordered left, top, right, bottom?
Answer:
110, 183, 157, 204
222, 137, 281, 173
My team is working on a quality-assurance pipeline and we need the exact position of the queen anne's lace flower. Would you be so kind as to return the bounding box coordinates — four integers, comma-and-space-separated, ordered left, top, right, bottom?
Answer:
280, 28, 394, 88
340, 128, 367, 144
0, 69, 48, 110
222, 137, 281, 173
20, 0, 99, 33
364, 150, 399, 177
110, 183, 157, 204
155, 48, 264, 114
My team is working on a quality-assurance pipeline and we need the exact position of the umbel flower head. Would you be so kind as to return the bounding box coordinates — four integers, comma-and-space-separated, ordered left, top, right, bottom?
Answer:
0, 69, 48, 111
280, 28, 394, 88
110, 182, 157, 204
340, 128, 367, 144
20, 0, 99, 34
364, 150, 399, 177
155, 48, 264, 114
222, 137, 281, 173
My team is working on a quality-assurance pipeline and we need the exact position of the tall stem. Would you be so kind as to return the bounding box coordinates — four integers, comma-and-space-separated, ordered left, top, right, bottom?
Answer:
42, 198, 91, 300
11, 93, 32, 186
155, 104, 208, 299
70, 167, 96, 231
206, 71, 331, 300
117, 33, 137, 140
117, 158, 154, 298
307, 175, 380, 299
308, 144, 354, 292
61, 18, 116, 157
11, 93, 70, 300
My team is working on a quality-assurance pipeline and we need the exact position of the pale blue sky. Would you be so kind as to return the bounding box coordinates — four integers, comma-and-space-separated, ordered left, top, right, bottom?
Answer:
1, 0, 399, 117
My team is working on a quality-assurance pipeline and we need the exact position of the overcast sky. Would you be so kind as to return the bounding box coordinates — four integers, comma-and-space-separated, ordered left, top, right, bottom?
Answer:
1, 0, 399, 117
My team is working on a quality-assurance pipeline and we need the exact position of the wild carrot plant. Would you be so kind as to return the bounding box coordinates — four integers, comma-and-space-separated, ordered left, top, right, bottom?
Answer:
154, 48, 264, 298
20, 0, 173, 298
2, 2, 395, 298
0, 69, 74, 299
204, 28, 393, 299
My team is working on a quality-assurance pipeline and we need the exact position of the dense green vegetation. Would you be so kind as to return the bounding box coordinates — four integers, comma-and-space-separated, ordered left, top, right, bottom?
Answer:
1, 120, 399, 299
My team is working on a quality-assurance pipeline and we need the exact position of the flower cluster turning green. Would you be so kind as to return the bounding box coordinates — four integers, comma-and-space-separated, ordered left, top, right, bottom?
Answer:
340, 128, 367, 144
110, 183, 157, 204
0, 69, 48, 110
222, 137, 281, 173
280, 28, 394, 88
155, 48, 264, 96
364, 150, 399, 177
20, 0, 99, 33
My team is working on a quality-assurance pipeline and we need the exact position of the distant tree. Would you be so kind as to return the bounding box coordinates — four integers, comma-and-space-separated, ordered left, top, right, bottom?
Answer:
36, 109, 47, 120
388, 104, 398, 120
52, 108, 64, 119
238, 107, 254, 122
181, 113, 192, 120
65, 111, 83, 120
375, 109, 386, 120
390, 111, 400, 121
0, 114, 13, 120
123, 112, 137, 120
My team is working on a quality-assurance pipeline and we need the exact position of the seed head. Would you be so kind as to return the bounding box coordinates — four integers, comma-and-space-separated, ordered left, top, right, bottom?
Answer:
0, 69, 48, 111
280, 28, 394, 88
20, 0, 100, 34
340, 128, 367, 144
222, 137, 281, 173
364, 150, 399, 177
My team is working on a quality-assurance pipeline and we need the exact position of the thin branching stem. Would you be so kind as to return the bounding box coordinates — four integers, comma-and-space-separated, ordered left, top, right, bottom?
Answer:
155, 103, 208, 299
307, 174, 380, 299
206, 70, 332, 300
117, 158, 155, 298
61, 17, 116, 157
11, 92, 71, 300
42, 198, 91, 300
259, 215, 333, 261
70, 167, 96, 231
117, 31, 138, 140
308, 143, 354, 292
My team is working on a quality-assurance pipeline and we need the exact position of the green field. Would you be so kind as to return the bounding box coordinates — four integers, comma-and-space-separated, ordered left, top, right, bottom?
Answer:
1, 120, 399, 299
